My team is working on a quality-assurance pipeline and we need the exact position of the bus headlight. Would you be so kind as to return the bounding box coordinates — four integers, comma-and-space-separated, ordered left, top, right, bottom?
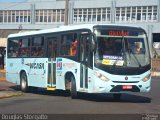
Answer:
95, 72, 110, 82
142, 73, 151, 82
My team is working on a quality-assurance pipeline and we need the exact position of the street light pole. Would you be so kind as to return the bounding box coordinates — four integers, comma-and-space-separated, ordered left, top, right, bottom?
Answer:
64, 0, 69, 25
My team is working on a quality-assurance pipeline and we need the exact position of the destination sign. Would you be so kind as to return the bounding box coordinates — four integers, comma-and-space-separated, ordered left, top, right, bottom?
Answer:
99, 29, 140, 36
109, 31, 129, 36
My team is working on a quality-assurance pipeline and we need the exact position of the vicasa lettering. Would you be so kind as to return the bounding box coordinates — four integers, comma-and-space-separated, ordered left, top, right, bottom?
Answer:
30, 63, 44, 69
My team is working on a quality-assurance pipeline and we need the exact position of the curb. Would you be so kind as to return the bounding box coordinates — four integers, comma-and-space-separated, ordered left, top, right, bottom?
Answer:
0, 91, 23, 99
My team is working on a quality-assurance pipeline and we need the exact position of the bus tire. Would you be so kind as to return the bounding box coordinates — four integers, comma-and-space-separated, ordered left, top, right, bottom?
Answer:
70, 76, 77, 99
20, 72, 28, 93
113, 93, 121, 100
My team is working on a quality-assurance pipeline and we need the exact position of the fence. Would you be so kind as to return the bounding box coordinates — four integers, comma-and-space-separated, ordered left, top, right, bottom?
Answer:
152, 59, 160, 72
152, 59, 160, 76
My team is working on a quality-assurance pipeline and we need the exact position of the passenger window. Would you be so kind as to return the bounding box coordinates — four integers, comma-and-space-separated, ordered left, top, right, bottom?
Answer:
8, 39, 20, 57
18, 38, 30, 57
60, 33, 78, 56
31, 37, 45, 57
71, 33, 78, 56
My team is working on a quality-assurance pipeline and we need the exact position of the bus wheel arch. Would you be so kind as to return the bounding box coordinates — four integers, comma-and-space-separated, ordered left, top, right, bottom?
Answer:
20, 71, 28, 92
65, 72, 73, 90
65, 72, 77, 99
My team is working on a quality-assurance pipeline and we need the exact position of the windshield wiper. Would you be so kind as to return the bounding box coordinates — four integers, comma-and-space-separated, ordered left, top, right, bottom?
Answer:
111, 59, 119, 69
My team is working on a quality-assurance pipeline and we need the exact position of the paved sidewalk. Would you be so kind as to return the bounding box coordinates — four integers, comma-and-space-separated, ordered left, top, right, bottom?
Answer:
0, 81, 23, 99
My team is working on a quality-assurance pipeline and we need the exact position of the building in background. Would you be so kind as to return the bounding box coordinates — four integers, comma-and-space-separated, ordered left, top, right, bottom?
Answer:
0, 0, 160, 54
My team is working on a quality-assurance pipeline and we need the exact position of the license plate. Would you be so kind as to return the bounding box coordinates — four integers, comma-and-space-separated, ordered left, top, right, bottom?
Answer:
122, 85, 132, 90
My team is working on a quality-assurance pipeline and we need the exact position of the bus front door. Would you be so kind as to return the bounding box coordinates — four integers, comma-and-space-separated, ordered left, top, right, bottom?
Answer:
47, 37, 58, 90
80, 34, 90, 90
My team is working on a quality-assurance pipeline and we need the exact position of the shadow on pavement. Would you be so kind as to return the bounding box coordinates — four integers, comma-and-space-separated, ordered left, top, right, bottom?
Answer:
9, 85, 21, 91
10, 85, 151, 103
77, 93, 151, 103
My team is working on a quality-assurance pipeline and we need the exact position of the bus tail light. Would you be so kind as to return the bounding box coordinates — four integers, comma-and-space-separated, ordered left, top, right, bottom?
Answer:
142, 73, 151, 82
95, 72, 110, 82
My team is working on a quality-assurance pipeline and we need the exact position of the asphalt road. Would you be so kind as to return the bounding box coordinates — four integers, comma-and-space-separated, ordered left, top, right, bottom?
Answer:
0, 77, 159, 116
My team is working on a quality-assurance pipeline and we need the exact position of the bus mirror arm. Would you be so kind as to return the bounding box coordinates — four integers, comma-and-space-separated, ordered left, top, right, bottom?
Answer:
91, 34, 96, 52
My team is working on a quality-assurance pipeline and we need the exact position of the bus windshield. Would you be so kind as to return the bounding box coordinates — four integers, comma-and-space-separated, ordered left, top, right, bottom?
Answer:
95, 29, 150, 68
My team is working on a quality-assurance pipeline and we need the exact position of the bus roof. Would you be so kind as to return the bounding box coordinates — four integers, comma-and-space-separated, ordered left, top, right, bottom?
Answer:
8, 24, 142, 38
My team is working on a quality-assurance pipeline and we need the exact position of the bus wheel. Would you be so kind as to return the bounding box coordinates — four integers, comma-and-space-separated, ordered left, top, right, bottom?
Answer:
70, 76, 77, 99
20, 72, 28, 92
65, 80, 70, 90
113, 93, 121, 101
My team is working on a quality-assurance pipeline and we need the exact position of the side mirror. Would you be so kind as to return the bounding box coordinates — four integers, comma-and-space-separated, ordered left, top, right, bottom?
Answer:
91, 34, 96, 52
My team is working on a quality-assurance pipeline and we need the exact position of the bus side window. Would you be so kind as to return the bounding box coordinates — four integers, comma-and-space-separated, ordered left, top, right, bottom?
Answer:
38, 47, 45, 57
71, 33, 78, 56
61, 35, 69, 55
60, 33, 77, 56
31, 47, 37, 56
19, 38, 30, 57
8, 39, 19, 58
31, 37, 45, 57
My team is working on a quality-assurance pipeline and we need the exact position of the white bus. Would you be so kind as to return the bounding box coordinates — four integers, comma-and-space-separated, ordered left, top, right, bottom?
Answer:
6, 24, 151, 99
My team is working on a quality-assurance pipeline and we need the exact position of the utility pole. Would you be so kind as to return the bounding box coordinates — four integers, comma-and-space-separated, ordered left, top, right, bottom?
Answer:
64, 0, 69, 25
